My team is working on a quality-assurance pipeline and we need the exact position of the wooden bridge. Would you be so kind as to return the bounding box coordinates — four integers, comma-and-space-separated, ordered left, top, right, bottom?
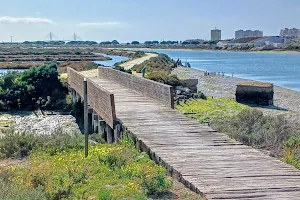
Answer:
67, 67, 300, 200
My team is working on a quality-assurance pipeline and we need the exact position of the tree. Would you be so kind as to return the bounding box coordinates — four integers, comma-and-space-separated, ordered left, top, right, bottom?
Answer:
131, 41, 140, 45
100, 41, 112, 45
111, 40, 119, 45
144, 41, 153, 45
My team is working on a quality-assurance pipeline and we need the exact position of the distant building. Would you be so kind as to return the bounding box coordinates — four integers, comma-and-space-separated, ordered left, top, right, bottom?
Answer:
216, 41, 228, 48
235, 30, 263, 39
228, 36, 284, 48
184, 39, 204, 44
280, 28, 300, 38
211, 28, 221, 41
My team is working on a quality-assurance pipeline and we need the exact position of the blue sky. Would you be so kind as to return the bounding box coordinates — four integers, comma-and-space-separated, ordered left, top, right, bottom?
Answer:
0, 0, 300, 42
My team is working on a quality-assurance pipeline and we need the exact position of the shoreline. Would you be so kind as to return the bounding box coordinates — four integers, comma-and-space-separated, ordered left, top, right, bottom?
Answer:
119, 47, 300, 54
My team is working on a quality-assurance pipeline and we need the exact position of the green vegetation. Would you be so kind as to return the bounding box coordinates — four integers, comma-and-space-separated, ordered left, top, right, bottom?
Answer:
146, 71, 181, 87
58, 61, 98, 74
0, 132, 172, 199
177, 98, 249, 123
132, 54, 174, 73
0, 62, 67, 110
283, 43, 300, 51
113, 66, 132, 74
177, 98, 300, 168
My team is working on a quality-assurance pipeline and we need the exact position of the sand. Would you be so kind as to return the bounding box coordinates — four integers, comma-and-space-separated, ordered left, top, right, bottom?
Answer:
120, 53, 158, 70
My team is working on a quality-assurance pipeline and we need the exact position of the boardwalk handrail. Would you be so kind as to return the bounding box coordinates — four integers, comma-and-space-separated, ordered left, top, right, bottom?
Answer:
98, 67, 174, 109
67, 67, 116, 128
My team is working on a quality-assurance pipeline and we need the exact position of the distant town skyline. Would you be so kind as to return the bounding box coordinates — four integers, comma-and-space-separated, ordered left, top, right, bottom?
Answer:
1, 0, 300, 42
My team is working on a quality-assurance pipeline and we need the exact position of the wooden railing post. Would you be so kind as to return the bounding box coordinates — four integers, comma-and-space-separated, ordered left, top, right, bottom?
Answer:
84, 78, 88, 157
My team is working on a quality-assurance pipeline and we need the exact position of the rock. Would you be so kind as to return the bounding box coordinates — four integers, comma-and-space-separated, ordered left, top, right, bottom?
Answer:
183, 87, 191, 93
176, 90, 182, 95
11, 111, 80, 135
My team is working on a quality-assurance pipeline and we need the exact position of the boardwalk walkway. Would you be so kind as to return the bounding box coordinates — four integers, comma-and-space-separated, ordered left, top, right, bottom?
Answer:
81, 70, 300, 200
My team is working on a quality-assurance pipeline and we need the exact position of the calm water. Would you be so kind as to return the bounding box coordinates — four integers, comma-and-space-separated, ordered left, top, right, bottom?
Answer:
148, 49, 300, 91
0, 69, 26, 75
94, 53, 129, 66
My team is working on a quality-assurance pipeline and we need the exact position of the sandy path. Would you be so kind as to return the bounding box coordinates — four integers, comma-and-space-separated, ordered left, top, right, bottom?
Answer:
79, 53, 158, 77
120, 53, 158, 70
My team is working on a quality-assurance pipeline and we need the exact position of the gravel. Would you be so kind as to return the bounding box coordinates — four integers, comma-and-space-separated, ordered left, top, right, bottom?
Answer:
0, 111, 80, 135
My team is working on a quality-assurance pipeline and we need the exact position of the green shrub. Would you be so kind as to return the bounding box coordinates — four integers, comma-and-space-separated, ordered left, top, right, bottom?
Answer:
177, 98, 248, 123
283, 136, 300, 169
132, 51, 146, 59
133, 54, 174, 74
0, 170, 47, 200
113, 66, 132, 74
0, 62, 66, 110
146, 71, 181, 87
0, 131, 84, 158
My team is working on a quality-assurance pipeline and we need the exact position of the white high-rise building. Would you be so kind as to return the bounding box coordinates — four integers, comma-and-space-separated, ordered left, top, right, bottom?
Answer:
235, 30, 263, 39
280, 28, 300, 38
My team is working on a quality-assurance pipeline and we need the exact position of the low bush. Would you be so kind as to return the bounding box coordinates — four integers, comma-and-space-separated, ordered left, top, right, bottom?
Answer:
177, 98, 248, 123
133, 54, 174, 74
1, 135, 171, 199
0, 171, 47, 200
132, 51, 146, 59
0, 131, 85, 159
213, 109, 300, 153
283, 136, 300, 168
0, 62, 67, 110
113, 66, 132, 74
146, 71, 182, 87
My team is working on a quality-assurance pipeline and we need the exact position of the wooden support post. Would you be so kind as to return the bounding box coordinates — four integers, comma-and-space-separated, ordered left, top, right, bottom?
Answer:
106, 124, 113, 144
83, 78, 88, 157
76, 91, 81, 102
113, 123, 122, 143
88, 112, 93, 134
93, 114, 99, 133
98, 117, 105, 135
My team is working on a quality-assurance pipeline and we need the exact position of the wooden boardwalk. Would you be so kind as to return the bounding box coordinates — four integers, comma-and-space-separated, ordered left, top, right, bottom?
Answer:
84, 72, 300, 199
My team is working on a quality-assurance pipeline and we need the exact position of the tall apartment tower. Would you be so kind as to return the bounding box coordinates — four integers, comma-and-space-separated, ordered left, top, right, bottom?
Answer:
280, 28, 300, 38
235, 30, 263, 39
211, 28, 221, 41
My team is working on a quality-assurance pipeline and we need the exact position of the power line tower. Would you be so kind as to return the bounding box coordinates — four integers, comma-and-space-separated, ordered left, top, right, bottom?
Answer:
10, 36, 13, 43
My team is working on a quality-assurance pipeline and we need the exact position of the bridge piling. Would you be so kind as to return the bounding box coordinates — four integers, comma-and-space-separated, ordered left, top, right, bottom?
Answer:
88, 108, 93, 135
92, 113, 99, 133
106, 124, 113, 144
114, 123, 121, 144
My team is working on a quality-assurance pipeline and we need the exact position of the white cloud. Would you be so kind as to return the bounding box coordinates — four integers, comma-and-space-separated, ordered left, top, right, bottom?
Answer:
0, 16, 55, 25
76, 21, 124, 28
36, 12, 41, 15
